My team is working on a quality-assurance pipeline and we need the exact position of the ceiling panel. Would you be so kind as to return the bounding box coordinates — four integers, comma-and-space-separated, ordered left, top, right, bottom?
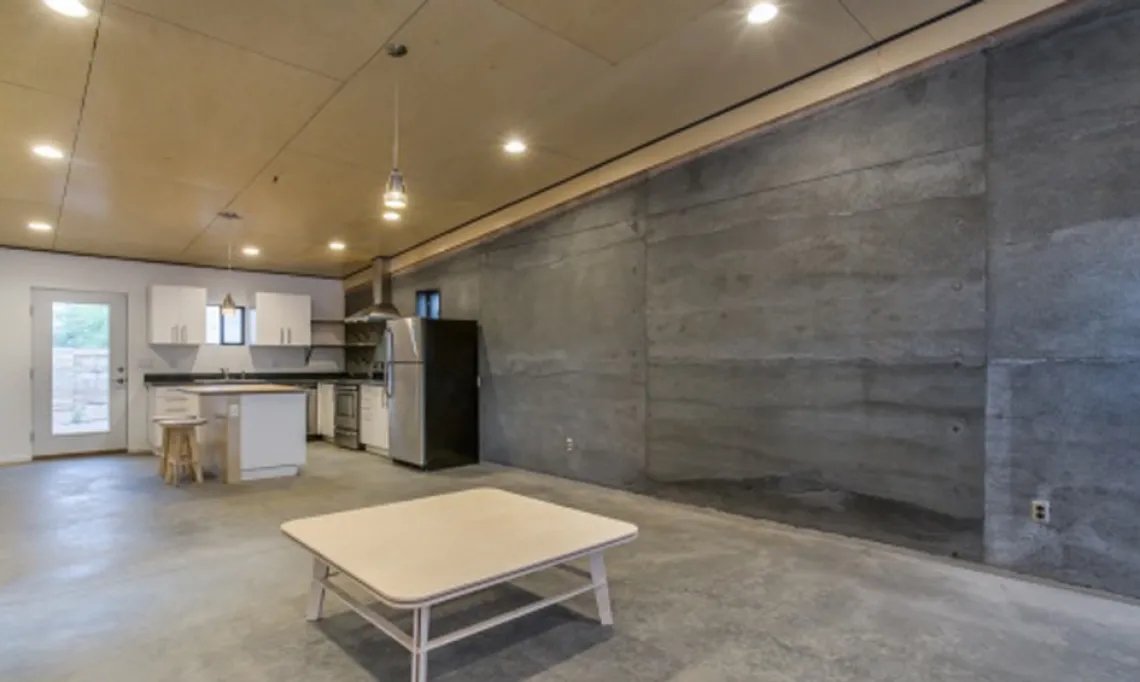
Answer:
291, 0, 610, 172
111, 0, 424, 80
527, 0, 871, 164
56, 163, 231, 249
177, 231, 358, 277
52, 232, 190, 262
73, 4, 338, 191
494, 0, 726, 63
379, 143, 590, 253
216, 150, 388, 248
0, 0, 102, 98
0, 0, 1005, 274
0, 198, 59, 248
841, 0, 970, 41
0, 82, 78, 206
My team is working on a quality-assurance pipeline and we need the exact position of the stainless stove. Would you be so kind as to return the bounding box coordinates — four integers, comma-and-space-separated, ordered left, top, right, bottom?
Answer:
333, 381, 362, 450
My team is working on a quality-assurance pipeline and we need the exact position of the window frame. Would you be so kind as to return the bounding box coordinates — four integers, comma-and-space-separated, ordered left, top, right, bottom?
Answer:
415, 289, 442, 319
206, 304, 247, 346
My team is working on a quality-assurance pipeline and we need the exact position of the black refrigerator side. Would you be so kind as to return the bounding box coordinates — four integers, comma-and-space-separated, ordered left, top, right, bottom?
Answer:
421, 319, 479, 470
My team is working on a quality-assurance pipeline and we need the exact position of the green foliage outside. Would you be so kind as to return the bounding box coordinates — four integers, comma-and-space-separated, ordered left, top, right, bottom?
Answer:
52, 303, 109, 349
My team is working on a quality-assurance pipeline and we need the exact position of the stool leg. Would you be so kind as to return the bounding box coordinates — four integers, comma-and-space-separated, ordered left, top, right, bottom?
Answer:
164, 433, 175, 485
172, 431, 185, 487
189, 430, 203, 484
158, 427, 169, 477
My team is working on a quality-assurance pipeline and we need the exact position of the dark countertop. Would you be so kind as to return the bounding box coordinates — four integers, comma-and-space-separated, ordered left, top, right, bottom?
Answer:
144, 372, 379, 386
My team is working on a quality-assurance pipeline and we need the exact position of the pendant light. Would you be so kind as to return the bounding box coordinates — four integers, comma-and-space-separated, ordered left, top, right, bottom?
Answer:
218, 211, 240, 317
382, 43, 408, 211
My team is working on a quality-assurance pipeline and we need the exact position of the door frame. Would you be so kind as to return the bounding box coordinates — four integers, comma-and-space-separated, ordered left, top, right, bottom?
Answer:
31, 288, 130, 458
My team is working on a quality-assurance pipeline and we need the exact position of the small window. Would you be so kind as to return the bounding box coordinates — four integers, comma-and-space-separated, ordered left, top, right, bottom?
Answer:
206, 305, 246, 345
415, 290, 441, 319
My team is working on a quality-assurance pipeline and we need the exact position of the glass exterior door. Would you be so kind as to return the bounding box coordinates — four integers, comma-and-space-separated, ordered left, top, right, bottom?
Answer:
32, 290, 128, 456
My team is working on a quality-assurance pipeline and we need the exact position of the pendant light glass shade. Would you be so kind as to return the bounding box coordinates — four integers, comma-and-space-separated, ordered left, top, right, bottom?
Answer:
220, 292, 238, 316
383, 168, 407, 209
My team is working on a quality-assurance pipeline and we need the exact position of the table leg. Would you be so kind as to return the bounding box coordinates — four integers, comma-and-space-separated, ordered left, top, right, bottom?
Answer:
411, 606, 431, 682
589, 552, 613, 626
306, 558, 330, 622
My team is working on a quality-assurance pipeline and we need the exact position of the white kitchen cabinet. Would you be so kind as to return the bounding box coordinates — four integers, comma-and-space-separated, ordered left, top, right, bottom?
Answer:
252, 292, 311, 346
360, 384, 389, 453
317, 382, 336, 441
148, 285, 207, 345
147, 386, 202, 452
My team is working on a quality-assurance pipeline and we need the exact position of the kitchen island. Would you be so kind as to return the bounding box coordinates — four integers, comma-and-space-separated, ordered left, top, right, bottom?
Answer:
178, 384, 306, 482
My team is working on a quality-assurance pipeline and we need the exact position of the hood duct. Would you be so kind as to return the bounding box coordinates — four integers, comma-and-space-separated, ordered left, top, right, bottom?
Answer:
346, 258, 401, 323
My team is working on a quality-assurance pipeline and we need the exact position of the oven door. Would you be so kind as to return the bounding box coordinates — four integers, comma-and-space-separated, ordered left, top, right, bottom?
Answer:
334, 388, 358, 429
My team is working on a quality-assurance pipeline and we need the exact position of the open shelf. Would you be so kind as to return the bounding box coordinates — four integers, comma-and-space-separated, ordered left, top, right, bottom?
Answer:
303, 343, 376, 364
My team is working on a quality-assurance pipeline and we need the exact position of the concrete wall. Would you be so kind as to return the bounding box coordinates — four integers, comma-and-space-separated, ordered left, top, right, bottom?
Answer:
984, 1, 1140, 597
394, 0, 1140, 597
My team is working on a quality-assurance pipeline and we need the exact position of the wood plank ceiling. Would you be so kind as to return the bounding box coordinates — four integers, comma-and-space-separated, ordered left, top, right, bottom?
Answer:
0, 0, 971, 276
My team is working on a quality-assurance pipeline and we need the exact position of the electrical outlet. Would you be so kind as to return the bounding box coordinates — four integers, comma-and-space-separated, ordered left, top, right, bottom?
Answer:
565, 437, 575, 452
1031, 500, 1051, 524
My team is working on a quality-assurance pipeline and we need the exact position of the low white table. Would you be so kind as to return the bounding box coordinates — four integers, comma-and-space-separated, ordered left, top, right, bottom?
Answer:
281, 488, 638, 682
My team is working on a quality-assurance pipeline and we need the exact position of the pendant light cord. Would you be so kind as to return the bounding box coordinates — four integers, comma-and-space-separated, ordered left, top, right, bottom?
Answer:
392, 77, 400, 168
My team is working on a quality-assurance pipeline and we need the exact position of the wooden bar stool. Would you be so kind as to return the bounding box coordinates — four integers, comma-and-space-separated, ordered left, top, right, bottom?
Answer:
152, 414, 186, 475
158, 418, 206, 486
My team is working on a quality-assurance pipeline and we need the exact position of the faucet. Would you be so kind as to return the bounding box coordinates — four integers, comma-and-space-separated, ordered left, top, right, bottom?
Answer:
221, 367, 230, 381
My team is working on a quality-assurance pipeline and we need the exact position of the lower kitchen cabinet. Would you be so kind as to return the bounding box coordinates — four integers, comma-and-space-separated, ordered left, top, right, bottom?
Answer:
147, 386, 202, 452
317, 382, 336, 441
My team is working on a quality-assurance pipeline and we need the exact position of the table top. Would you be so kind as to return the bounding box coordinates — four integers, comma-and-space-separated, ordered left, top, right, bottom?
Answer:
281, 488, 638, 607
178, 384, 304, 395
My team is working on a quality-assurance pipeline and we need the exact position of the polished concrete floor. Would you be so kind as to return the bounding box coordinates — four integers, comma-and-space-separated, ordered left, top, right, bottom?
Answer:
2, 443, 1140, 681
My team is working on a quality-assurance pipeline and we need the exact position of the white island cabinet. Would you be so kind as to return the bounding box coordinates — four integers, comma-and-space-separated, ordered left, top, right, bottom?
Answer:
179, 384, 306, 482
360, 384, 389, 454
148, 285, 207, 344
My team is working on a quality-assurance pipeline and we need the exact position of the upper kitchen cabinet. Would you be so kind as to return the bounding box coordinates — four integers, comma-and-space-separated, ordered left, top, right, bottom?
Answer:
148, 285, 208, 345
252, 292, 311, 346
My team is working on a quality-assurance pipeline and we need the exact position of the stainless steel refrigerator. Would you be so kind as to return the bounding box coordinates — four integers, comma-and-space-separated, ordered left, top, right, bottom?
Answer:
384, 317, 479, 470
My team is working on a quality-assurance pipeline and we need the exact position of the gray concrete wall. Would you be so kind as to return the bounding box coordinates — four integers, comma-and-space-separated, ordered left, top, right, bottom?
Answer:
393, 0, 1140, 597
985, 1, 1140, 597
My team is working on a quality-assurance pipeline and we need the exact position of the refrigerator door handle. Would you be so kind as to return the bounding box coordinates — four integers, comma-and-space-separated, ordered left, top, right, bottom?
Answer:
384, 328, 394, 398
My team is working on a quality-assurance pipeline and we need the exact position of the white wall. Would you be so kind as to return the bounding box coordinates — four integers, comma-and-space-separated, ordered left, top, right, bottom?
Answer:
0, 248, 345, 463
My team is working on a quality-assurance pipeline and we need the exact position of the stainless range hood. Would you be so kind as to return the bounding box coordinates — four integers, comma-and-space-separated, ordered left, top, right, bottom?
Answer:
346, 258, 401, 323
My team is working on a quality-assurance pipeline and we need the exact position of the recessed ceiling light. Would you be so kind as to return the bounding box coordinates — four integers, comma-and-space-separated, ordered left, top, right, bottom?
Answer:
747, 2, 779, 24
28, 221, 53, 232
241, 246, 260, 257
32, 144, 65, 160
503, 139, 528, 155
382, 211, 401, 222
44, 0, 90, 18
328, 241, 346, 251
